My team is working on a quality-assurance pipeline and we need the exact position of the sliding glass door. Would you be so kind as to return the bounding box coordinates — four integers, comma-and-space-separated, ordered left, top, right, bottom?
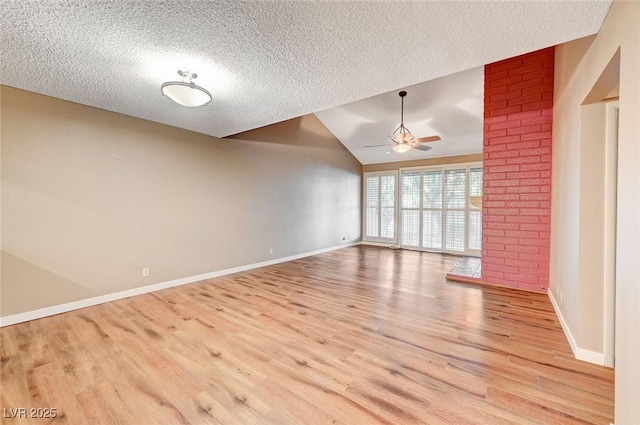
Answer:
400, 164, 482, 256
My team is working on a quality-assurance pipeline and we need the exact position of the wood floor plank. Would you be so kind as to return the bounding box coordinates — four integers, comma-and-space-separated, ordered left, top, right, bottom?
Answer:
1, 328, 35, 425
25, 361, 88, 424
75, 387, 119, 425
0, 246, 614, 424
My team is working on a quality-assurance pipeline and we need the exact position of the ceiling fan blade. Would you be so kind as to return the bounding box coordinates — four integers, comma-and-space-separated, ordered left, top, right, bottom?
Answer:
363, 144, 389, 148
385, 147, 394, 155
414, 135, 441, 144
412, 144, 433, 151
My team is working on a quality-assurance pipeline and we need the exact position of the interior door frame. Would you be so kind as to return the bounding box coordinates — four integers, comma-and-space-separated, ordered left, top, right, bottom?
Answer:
603, 100, 618, 368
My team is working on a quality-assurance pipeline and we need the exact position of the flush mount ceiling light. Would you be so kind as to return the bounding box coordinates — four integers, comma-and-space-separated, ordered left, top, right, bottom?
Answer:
161, 69, 212, 107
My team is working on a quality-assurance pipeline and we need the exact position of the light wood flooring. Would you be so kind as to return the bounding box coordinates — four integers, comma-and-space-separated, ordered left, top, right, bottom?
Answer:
0, 246, 614, 424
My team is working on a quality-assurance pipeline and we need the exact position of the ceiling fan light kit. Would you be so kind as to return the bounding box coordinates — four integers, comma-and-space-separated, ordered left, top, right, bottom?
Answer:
392, 143, 413, 153
161, 69, 212, 107
390, 91, 415, 144
380, 90, 441, 154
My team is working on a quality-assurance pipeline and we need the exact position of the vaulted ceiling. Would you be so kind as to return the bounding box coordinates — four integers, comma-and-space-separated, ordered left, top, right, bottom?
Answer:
1, 1, 611, 164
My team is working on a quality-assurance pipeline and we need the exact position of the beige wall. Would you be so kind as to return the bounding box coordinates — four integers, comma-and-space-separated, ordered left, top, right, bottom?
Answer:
576, 102, 607, 353
362, 153, 482, 173
550, 0, 640, 422
0, 86, 361, 316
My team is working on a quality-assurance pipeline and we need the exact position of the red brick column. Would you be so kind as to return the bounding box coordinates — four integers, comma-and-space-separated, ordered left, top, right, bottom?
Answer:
482, 47, 554, 292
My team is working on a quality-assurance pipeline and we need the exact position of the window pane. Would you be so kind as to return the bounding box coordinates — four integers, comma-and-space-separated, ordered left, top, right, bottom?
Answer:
366, 207, 379, 238
365, 174, 396, 241
423, 171, 442, 208
365, 176, 380, 238
444, 169, 466, 209
422, 211, 442, 250
402, 210, 420, 247
445, 211, 465, 251
469, 167, 483, 197
381, 175, 395, 207
402, 173, 421, 209
468, 167, 483, 251
469, 211, 482, 251
366, 176, 379, 207
381, 207, 394, 239
380, 175, 395, 239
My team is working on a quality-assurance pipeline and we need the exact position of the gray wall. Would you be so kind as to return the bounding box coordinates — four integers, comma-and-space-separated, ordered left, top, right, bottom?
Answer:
1, 86, 362, 316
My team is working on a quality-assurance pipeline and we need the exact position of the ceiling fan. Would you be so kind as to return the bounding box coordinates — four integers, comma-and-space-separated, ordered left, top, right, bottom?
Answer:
364, 90, 441, 154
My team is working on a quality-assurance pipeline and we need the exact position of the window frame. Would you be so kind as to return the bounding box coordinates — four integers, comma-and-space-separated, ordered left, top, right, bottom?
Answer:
362, 170, 399, 244
398, 162, 482, 257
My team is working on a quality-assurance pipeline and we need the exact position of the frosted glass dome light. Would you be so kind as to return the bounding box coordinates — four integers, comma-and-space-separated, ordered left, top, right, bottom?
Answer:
161, 69, 212, 107
393, 143, 413, 153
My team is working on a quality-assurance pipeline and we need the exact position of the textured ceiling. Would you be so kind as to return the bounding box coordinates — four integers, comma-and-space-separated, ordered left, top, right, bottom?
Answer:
1, 1, 610, 163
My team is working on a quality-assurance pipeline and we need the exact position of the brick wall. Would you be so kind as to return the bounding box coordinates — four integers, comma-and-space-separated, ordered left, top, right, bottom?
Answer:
482, 47, 554, 292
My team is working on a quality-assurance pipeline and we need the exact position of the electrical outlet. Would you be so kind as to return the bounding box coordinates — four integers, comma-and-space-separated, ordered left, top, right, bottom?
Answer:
142, 267, 150, 277
269, 248, 273, 255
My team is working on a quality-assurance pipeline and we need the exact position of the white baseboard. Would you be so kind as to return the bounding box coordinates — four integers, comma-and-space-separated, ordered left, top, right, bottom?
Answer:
0, 242, 361, 327
548, 289, 605, 366
575, 346, 606, 365
361, 241, 400, 248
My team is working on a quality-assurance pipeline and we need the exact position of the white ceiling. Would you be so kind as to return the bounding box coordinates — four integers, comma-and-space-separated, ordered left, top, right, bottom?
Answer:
315, 67, 484, 164
1, 1, 611, 164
